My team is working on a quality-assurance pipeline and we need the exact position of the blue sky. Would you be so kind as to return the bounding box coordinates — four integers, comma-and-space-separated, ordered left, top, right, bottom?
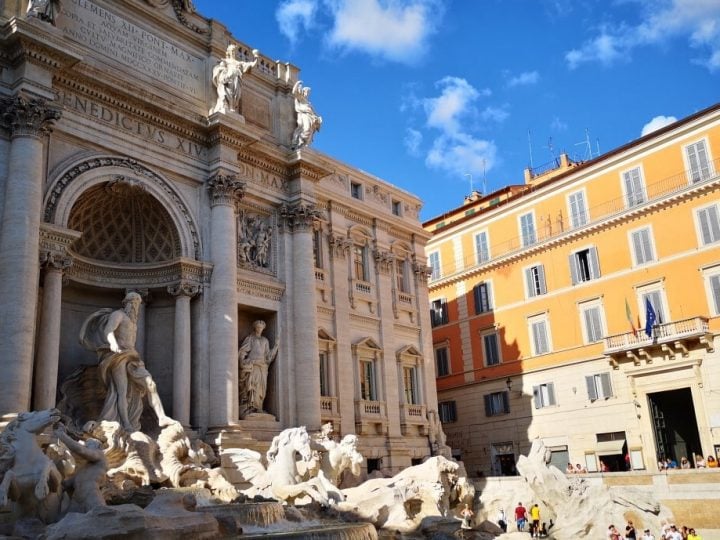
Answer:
193, 0, 720, 221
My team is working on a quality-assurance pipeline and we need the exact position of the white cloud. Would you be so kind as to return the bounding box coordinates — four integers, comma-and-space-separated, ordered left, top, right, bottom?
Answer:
423, 77, 480, 135
550, 116, 568, 131
641, 115, 678, 136
481, 105, 509, 123
404, 128, 423, 155
324, 0, 443, 63
507, 70, 540, 87
276, 0, 319, 45
565, 1, 720, 71
425, 134, 497, 179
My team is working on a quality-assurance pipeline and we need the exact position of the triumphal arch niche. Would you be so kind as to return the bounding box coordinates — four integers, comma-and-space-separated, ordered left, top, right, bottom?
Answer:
0, 0, 438, 472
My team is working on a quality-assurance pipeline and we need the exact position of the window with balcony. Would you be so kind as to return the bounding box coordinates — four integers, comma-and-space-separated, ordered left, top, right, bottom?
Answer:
696, 204, 720, 246
313, 228, 323, 269
439, 400, 457, 423
430, 298, 448, 327
319, 351, 330, 397
360, 360, 377, 401
640, 289, 666, 324
396, 258, 409, 293
473, 282, 493, 314
484, 391, 510, 416
403, 366, 419, 404
435, 345, 450, 376
529, 314, 551, 356
622, 167, 646, 207
520, 212, 537, 247
428, 251, 441, 280
685, 139, 712, 183
351, 181, 363, 200
533, 382, 556, 409
475, 230, 490, 263
482, 331, 501, 366
580, 301, 605, 343
586, 372, 613, 401
568, 190, 588, 228
525, 264, 547, 298
630, 227, 655, 266
353, 244, 368, 281
570, 247, 600, 284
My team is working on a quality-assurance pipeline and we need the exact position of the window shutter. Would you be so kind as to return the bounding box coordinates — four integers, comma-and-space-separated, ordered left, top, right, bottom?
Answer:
586, 375, 597, 401
537, 265, 547, 294
711, 275, 720, 314
547, 383, 556, 406
525, 268, 535, 298
641, 230, 653, 262
486, 283, 493, 310
502, 391, 510, 413
699, 206, 720, 245
533, 386, 541, 409
484, 394, 492, 416
631, 231, 643, 264
687, 141, 710, 182
569, 254, 579, 285
589, 247, 600, 279
473, 285, 482, 314
600, 373, 612, 398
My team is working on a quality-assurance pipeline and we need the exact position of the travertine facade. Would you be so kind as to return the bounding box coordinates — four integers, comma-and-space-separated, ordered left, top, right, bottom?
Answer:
0, 0, 436, 472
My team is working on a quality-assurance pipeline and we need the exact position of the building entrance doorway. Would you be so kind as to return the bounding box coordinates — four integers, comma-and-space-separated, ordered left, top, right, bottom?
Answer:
648, 388, 701, 465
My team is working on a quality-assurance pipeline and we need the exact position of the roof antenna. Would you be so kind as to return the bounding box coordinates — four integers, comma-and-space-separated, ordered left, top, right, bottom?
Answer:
482, 159, 487, 195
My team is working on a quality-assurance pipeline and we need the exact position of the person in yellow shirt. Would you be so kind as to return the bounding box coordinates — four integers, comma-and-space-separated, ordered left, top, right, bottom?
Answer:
688, 528, 702, 540
530, 503, 541, 538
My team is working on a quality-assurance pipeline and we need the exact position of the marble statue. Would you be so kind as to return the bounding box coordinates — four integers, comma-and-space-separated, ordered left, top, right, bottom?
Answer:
53, 424, 107, 513
238, 320, 279, 417
223, 426, 342, 506
26, 0, 61, 25
291, 80, 323, 149
79, 292, 173, 433
0, 409, 63, 522
238, 213, 272, 269
209, 44, 259, 115
312, 426, 364, 487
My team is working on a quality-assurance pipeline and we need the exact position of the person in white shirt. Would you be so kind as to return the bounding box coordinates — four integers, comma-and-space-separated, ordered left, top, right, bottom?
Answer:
667, 525, 682, 540
641, 528, 655, 540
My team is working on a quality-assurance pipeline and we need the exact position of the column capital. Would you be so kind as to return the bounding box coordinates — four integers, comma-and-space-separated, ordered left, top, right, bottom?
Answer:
374, 249, 395, 274
279, 202, 323, 233
328, 233, 352, 259
39, 249, 72, 272
0, 94, 61, 138
207, 173, 245, 207
168, 280, 201, 298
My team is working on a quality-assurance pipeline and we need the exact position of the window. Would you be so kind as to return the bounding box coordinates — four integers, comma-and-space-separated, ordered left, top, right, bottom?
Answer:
622, 167, 646, 207
430, 298, 448, 327
319, 351, 330, 397
532, 383, 556, 409
568, 190, 588, 228
396, 258, 409, 293
439, 400, 457, 423
428, 251, 441, 280
696, 205, 720, 246
359, 360, 377, 400
435, 345, 450, 376
586, 372, 613, 401
313, 229, 323, 269
641, 289, 666, 324
686, 140, 711, 183
525, 264, 547, 298
520, 212, 536, 247
704, 270, 720, 315
580, 302, 605, 343
351, 181, 363, 199
529, 315, 551, 355
630, 227, 655, 266
353, 245, 368, 281
403, 366, 418, 404
482, 332, 501, 366
475, 231, 490, 263
473, 282, 493, 314
570, 247, 600, 284
484, 391, 510, 416
392, 200, 402, 216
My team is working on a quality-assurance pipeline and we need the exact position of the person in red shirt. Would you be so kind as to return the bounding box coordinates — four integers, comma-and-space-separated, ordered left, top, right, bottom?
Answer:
514, 502, 527, 531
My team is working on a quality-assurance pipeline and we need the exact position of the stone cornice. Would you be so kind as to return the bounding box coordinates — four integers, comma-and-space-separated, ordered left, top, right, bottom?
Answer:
237, 149, 291, 184
207, 173, 245, 207
206, 117, 259, 150
237, 276, 285, 302
0, 18, 83, 72
0, 94, 61, 137
287, 152, 333, 183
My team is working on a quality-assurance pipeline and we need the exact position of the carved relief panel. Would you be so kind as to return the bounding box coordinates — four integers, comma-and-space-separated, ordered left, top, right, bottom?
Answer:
237, 209, 274, 274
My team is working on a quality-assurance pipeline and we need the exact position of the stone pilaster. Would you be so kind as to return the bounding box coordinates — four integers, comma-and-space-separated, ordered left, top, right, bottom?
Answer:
168, 280, 201, 427
280, 202, 323, 430
207, 173, 244, 427
0, 95, 60, 416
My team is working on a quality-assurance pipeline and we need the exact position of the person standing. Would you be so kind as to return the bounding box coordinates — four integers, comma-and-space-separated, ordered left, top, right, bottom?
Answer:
625, 520, 637, 540
514, 502, 527, 532
497, 508, 507, 532
460, 503, 474, 530
530, 503, 541, 538
641, 528, 656, 540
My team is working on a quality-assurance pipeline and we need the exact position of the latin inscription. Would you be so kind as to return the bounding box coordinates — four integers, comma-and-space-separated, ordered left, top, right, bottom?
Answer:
236, 161, 288, 192
58, 0, 204, 98
58, 90, 206, 159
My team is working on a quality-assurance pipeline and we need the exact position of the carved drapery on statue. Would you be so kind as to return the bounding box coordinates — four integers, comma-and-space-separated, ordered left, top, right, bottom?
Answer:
238, 211, 273, 270
238, 320, 279, 418
209, 44, 259, 115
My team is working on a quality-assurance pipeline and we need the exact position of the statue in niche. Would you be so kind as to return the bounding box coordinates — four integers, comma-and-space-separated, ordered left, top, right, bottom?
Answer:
210, 44, 259, 115
291, 80, 323, 149
79, 292, 173, 432
26, 0, 61, 25
238, 320, 279, 418
238, 212, 272, 269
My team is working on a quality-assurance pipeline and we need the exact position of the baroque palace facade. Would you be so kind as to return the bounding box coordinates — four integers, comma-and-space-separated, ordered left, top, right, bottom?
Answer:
0, 0, 438, 472
426, 103, 720, 476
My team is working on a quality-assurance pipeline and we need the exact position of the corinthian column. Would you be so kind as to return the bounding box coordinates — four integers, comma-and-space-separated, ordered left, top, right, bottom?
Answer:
207, 173, 244, 427
0, 95, 61, 416
33, 250, 72, 410
168, 280, 200, 427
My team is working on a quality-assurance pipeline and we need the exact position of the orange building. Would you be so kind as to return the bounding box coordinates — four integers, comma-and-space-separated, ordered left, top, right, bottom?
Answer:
425, 103, 720, 476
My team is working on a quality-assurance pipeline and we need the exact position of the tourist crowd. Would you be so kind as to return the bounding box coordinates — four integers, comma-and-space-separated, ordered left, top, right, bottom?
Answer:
658, 454, 718, 470
608, 520, 703, 540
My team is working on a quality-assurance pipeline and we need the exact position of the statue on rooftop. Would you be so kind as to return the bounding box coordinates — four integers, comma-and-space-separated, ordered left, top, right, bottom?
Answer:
291, 80, 323, 150
210, 44, 260, 115
26, 0, 61, 25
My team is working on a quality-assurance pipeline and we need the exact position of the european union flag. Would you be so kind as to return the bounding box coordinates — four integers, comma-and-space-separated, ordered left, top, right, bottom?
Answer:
645, 298, 657, 338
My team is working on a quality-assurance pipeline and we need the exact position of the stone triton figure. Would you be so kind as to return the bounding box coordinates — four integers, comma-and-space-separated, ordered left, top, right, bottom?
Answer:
238, 320, 279, 417
79, 292, 173, 432
209, 43, 259, 115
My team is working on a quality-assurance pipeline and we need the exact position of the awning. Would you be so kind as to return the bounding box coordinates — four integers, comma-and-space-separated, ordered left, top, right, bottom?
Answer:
596, 439, 626, 456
